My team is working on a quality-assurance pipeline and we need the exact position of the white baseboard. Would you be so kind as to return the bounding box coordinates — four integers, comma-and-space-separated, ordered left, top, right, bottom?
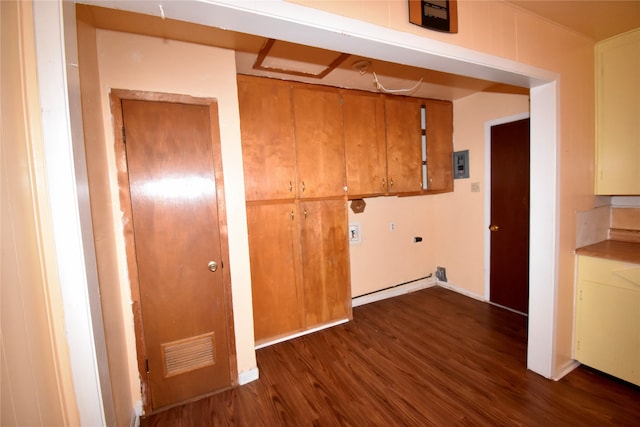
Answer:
238, 367, 260, 385
130, 399, 143, 427
553, 359, 580, 381
255, 318, 349, 350
435, 280, 486, 302
352, 277, 437, 307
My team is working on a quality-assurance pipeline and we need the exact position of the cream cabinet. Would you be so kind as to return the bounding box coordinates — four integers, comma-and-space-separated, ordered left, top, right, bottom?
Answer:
595, 28, 640, 195
574, 255, 640, 386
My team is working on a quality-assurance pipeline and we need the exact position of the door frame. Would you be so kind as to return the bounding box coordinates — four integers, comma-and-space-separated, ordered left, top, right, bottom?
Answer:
37, 3, 561, 421
110, 89, 238, 412
484, 112, 531, 302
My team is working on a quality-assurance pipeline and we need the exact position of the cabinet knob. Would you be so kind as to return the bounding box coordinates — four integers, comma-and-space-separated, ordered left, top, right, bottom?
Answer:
208, 261, 218, 272
489, 224, 500, 232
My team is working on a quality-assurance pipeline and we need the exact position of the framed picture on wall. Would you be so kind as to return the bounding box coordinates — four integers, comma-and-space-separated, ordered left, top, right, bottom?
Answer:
408, 0, 458, 33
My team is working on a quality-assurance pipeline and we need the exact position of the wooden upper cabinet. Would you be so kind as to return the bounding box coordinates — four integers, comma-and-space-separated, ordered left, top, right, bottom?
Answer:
237, 75, 296, 201
238, 75, 454, 201
384, 97, 423, 194
424, 99, 454, 193
292, 85, 347, 198
342, 91, 387, 198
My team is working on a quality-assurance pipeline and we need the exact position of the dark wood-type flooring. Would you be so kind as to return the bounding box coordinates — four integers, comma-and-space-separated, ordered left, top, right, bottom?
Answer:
141, 286, 640, 426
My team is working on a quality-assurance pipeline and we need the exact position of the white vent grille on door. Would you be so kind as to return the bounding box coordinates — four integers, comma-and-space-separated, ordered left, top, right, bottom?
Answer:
161, 332, 216, 377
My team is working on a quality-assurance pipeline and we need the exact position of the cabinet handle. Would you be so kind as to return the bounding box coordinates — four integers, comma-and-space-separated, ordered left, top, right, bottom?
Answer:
290, 211, 294, 221
382, 178, 386, 188
301, 181, 306, 192
389, 178, 394, 188
289, 180, 293, 192
303, 209, 308, 219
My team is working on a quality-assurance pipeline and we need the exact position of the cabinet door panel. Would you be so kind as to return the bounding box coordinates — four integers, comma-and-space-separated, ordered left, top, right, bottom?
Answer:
343, 92, 387, 197
246, 203, 304, 343
595, 29, 640, 195
575, 256, 640, 386
238, 76, 296, 201
385, 97, 423, 194
576, 279, 640, 385
293, 86, 346, 198
425, 99, 454, 192
300, 199, 351, 328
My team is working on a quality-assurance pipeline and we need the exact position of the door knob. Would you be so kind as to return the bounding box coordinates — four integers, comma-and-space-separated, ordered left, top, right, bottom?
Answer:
208, 261, 218, 272
489, 224, 500, 232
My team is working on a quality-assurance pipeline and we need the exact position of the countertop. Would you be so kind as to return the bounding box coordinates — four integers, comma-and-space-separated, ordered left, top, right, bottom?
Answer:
575, 240, 640, 265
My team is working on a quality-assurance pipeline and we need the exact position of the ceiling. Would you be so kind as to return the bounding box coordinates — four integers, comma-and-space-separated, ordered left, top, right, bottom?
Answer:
505, 0, 640, 42
78, 2, 639, 101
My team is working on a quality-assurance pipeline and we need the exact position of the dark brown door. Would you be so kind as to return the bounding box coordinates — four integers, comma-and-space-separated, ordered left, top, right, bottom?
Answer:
489, 118, 530, 314
122, 98, 231, 410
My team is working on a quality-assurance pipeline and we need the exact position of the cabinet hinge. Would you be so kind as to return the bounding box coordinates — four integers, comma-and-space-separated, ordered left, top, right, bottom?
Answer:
576, 340, 580, 351
145, 359, 150, 374
579, 290, 582, 301
122, 126, 127, 144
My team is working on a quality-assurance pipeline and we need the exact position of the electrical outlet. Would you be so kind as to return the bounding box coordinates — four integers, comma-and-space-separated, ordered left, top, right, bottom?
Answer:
349, 222, 362, 244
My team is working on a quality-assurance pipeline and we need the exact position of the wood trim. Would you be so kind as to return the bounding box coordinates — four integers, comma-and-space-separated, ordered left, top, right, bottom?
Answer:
109, 89, 238, 413
253, 38, 350, 79
109, 90, 151, 410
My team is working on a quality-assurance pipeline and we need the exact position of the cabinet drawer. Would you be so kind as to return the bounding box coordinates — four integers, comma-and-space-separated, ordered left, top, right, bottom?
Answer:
578, 256, 640, 291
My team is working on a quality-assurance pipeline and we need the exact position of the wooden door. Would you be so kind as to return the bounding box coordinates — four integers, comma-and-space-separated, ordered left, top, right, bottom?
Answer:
300, 199, 352, 328
119, 97, 232, 410
237, 76, 296, 201
342, 91, 387, 198
246, 202, 304, 344
292, 85, 346, 198
385, 97, 423, 194
489, 118, 530, 314
424, 99, 454, 193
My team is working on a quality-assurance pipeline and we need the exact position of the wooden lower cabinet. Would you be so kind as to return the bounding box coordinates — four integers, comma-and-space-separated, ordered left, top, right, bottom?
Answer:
299, 199, 352, 328
247, 199, 352, 345
575, 256, 640, 386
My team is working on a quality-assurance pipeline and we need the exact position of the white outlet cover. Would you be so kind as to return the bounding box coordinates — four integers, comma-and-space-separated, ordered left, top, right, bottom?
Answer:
349, 222, 362, 245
